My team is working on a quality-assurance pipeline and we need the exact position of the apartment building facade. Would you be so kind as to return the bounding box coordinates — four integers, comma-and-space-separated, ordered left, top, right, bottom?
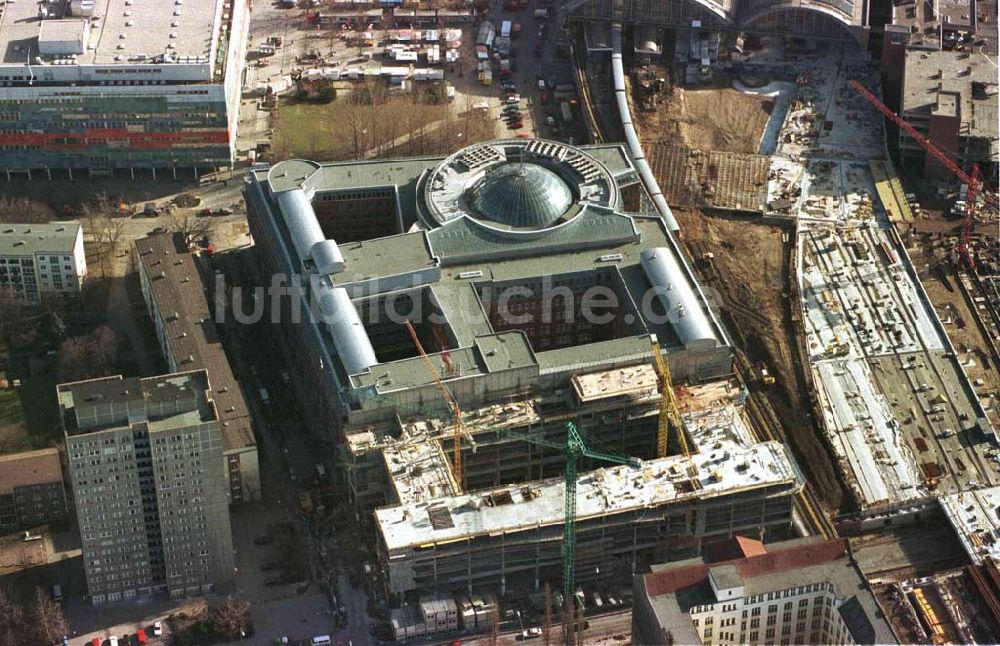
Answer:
60, 372, 235, 604
0, 223, 86, 302
0, 0, 249, 172
0, 448, 67, 534
135, 232, 259, 504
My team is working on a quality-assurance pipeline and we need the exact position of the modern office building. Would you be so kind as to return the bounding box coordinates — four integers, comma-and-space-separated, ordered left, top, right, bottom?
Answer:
60, 371, 235, 604
0, 448, 67, 534
633, 536, 898, 645
135, 232, 259, 504
0, 223, 86, 302
0, 0, 250, 174
240, 139, 803, 597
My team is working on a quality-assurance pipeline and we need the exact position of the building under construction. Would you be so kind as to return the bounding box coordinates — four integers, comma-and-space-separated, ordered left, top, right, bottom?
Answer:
245, 139, 801, 597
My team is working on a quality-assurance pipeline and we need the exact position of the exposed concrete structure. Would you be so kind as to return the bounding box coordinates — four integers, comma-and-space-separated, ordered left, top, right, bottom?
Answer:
60, 371, 235, 604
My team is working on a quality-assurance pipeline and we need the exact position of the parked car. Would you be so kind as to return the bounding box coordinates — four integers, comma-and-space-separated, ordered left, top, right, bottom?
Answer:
506, 121, 523, 130
152, 622, 163, 637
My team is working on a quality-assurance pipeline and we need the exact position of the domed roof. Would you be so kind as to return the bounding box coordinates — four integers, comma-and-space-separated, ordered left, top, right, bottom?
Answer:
470, 163, 573, 229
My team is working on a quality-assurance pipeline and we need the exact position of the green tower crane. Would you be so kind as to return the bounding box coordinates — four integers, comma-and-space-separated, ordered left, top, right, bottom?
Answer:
494, 421, 641, 635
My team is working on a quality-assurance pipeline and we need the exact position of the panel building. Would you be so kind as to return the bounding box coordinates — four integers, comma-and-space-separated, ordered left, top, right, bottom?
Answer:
135, 232, 259, 504
60, 371, 235, 604
633, 537, 898, 645
0, 0, 249, 174
245, 140, 801, 597
0, 448, 67, 534
0, 223, 86, 302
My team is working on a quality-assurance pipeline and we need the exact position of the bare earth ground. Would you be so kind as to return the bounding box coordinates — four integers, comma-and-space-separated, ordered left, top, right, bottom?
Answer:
635, 79, 773, 153
671, 208, 845, 510
633, 75, 845, 511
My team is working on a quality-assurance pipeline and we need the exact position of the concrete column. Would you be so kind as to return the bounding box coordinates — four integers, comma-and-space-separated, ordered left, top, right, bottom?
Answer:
172, 165, 177, 180
5, 170, 10, 181
151, 166, 156, 180
194, 166, 199, 180
26, 168, 31, 181
130, 166, 135, 180
68, 167, 73, 181
46, 167, 51, 181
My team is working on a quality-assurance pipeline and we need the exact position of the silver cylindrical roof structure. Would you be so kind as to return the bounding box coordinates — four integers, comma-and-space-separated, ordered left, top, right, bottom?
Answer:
640, 247, 717, 349
276, 188, 326, 264
312, 278, 378, 376
311, 239, 345, 275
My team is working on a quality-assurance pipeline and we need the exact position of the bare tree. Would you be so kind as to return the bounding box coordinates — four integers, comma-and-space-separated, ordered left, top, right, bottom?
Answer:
58, 324, 119, 382
167, 212, 217, 243
210, 599, 251, 639
0, 586, 25, 646
82, 195, 131, 278
29, 587, 67, 645
0, 197, 55, 224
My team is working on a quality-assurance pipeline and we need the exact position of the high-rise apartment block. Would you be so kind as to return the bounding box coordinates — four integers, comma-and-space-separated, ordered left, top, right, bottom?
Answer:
60, 371, 234, 604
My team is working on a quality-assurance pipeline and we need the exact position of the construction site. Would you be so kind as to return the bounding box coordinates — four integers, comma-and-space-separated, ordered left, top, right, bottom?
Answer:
242, 136, 814, 612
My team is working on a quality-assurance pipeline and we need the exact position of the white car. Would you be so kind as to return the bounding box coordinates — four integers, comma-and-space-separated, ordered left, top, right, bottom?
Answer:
153, 622, 163, 637
109, 637, 119, 646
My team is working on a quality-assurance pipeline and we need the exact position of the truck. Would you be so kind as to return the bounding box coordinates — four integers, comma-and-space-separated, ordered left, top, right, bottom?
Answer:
259, 388, 270, 404
501, 20, 512, 38
534, 7, 549, 19
315, 463, 327, 480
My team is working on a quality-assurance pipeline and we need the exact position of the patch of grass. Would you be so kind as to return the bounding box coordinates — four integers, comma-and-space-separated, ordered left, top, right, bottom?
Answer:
18, 372, 61, 448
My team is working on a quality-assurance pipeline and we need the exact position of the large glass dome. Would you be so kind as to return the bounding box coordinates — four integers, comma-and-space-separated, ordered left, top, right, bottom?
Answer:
470, 163, 573, 229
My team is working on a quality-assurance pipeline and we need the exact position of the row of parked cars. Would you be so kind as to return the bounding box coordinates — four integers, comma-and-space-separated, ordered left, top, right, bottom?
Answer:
89, 623, 161, 646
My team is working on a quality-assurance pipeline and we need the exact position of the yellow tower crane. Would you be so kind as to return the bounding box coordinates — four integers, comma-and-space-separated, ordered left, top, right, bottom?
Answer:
650, 337, 690, 459
405, 320, 466, 491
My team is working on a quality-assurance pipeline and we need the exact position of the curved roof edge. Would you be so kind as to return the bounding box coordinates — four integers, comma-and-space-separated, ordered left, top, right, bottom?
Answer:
276, 188, 326, 265
640, 247, 718, 349
311, 276, 378, 376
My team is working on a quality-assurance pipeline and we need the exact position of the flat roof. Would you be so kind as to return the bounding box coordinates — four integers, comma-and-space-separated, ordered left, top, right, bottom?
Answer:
0, 448, 62, 495
940, 486, 1000, 565
376, 440, 798, 551
902, 49, 999, 142
135, 233, 255, 453
0, 0, 222, 66
0, 223, 80, 257
58, 371, 216, 436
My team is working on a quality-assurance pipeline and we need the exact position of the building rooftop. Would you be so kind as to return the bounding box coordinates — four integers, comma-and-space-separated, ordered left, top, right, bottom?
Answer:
376, 440, 798, 551
0, 448, 63, 495
641, 537, 898, 645
249, 139, 731, 407
134, 233, 255, 453
0, 0, 222, 66
939, 486, 1000, 565
0, 223, 80, 257
58, 371, 217, 436
902, 48, 999, 144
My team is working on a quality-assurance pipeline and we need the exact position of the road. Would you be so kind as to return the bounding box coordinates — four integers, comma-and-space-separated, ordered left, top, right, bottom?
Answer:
463, 610, 631, 646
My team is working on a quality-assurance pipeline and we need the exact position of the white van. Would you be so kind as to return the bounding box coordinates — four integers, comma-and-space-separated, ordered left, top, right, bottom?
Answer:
311, 636, 332, 646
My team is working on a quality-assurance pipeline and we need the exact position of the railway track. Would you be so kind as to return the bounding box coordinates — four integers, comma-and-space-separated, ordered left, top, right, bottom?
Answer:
735, 349, 837, 540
